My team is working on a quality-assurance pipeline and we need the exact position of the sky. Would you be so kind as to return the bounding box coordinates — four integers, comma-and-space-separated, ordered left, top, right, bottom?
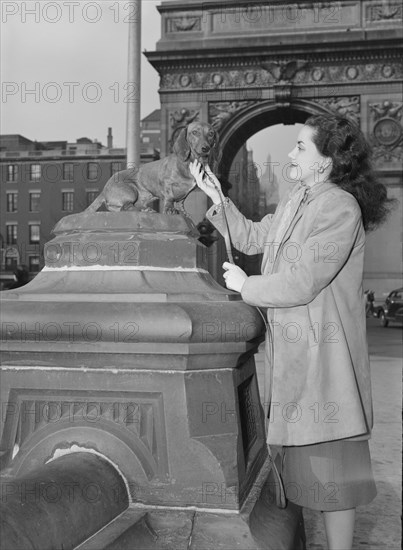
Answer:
1, 0, 299, 188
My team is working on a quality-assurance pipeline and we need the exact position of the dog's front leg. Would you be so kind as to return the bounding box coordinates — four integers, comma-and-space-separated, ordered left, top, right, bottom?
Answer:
161, 198, 179, 215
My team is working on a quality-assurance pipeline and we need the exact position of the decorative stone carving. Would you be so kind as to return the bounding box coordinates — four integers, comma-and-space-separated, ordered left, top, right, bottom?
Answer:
2, 389, 169, 478
315, 96, 360, 123
381, 64, 395, 78
346, 66, 359, 80
158, 58, 401, 92
212, 73, 223, 85
245, 71, 256, 84
365, 2, 402, 22
369, 100, 403, 163
312, 67, 324, 81
179, 74, 191, 87
167, 16, 201, 32
260, 60, 308, 83
170, 108, 200, 128
208, 101, 257, 130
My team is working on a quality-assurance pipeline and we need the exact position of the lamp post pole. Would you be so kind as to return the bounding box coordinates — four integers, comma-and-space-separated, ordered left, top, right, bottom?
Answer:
126, 0, 141, 170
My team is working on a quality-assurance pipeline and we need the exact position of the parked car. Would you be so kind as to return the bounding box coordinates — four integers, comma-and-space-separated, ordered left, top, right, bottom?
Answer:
376, 288, 403, 327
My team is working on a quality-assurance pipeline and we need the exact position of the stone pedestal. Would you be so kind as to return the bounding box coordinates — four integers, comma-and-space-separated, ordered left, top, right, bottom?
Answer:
0, 212, 303, 549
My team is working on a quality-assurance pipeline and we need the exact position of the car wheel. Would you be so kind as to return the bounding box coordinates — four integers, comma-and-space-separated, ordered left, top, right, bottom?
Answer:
380, 312, 389, 327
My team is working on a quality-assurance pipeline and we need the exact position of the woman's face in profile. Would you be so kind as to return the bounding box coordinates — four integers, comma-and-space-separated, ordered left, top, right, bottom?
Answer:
287, 125, 329, 187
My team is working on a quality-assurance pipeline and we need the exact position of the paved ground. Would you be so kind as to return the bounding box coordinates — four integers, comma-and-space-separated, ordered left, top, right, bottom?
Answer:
254, 316, 402, 549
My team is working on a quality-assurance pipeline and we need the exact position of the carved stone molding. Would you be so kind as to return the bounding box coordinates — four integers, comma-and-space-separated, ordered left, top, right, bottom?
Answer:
159, 58, 402, 92
369, 100, 403, 163
314, 96, 360, 123
208, 101, 258, 131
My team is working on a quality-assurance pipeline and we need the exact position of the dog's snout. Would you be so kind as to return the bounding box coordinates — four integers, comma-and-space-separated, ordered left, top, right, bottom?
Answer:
201, 145, 210, 153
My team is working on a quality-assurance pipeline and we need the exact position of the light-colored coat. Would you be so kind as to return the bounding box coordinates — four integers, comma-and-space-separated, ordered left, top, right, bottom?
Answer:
207, 181, 373, 446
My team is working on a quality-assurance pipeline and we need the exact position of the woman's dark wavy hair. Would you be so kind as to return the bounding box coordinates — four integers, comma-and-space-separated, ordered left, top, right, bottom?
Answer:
305, 114, 397, 231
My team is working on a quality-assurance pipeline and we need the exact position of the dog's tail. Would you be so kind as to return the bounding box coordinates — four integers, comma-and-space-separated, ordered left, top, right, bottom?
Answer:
85, 193, 105, 212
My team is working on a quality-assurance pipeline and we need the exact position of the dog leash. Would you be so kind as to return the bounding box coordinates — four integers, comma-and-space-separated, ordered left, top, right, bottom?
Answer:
202, 169, 270, 332
202, 170, 235, 264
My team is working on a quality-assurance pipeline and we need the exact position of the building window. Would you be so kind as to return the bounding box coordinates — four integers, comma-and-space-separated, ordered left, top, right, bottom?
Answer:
30, 192, 41, 212
30, 164, 41, 181
62, 191, 74, 211
87, 162, 99, 181
63, 163, 74, 181
5, 256, 18, 271
29, 224, 40, 244
7, 164, 18, 182
6, 192, 18, 212
28, 255, 41, 272
6, 224, 17, 245
86, 190, 98, 207
111, 161, 123, 175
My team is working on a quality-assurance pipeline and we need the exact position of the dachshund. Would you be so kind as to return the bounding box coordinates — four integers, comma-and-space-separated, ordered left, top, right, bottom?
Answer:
85, 121, 220, 215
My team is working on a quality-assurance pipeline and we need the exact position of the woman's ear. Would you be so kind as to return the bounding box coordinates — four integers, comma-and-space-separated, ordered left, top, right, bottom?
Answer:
173, 127, 191, 161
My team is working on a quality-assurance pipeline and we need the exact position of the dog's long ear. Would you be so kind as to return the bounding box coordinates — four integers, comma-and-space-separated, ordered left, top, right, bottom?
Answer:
173, 127, 191, 161
208, 129, 222, 173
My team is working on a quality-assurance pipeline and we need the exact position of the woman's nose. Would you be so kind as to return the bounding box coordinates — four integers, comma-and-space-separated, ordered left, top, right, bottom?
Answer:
288, 149, 295, 160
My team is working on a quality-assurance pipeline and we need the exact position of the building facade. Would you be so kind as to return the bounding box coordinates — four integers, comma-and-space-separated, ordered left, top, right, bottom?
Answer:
0, 125, 159, 286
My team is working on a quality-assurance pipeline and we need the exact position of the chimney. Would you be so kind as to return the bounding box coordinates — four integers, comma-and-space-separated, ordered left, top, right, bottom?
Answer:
107, 127, 113, 149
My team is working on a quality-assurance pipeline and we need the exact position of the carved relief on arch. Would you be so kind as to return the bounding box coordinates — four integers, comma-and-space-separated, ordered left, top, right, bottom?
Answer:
369, 100, 403, 164
313, 96, 360, 123
208, 101, 258, 131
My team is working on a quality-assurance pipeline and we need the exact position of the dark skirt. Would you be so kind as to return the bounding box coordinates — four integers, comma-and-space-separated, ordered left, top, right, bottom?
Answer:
280, 439, 377, 511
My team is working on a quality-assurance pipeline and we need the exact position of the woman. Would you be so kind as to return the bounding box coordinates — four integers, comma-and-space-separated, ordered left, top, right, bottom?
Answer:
190, 115, 395, 550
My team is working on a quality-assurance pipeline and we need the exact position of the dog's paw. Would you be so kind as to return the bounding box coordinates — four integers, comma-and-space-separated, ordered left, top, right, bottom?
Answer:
141, 206, 158, 213
164, 207, 180, 215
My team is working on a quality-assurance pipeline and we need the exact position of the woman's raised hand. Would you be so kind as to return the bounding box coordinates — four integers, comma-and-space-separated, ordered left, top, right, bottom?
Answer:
189, 160, 223, 205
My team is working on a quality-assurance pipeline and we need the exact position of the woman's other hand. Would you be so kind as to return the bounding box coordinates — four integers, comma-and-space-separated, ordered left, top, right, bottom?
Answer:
222, 262, 248, 292
189, 160, 223, 205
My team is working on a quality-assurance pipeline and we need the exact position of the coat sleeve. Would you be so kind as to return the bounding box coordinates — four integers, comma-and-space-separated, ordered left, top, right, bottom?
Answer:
241, 193, 363, 307
206, 199, 274, 255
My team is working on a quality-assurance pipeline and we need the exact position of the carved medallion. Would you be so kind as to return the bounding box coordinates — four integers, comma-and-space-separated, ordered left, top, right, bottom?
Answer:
212, 73, 223, 85
373, 118, 402, 147
381, 64, 395, 78
245, 71, 256, 84
312, 68, 324, 81
369, 101, 403, 163
179, 74, 191, 87
346, 66, 358, 80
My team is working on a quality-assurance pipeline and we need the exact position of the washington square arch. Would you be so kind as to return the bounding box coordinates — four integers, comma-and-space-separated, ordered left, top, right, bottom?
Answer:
146, 0, 403, 292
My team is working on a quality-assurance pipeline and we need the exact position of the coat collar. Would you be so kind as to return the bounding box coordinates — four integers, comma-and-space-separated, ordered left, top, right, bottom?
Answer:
262, 181, 340, 274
